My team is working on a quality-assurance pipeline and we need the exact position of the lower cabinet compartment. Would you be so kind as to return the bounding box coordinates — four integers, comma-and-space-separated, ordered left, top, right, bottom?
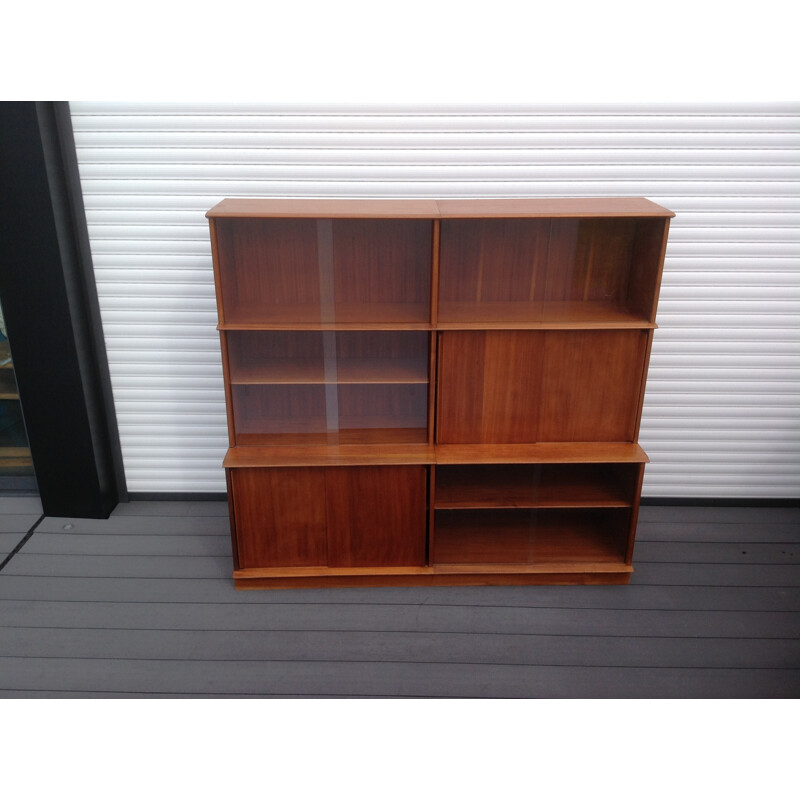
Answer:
230, 464, 427, 570
434, 463, 640, 508
432, 508, 632, 566
228, 458, 641, 586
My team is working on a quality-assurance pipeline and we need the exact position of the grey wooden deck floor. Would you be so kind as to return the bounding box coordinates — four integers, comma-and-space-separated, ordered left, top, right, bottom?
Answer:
0, 496, 798, 698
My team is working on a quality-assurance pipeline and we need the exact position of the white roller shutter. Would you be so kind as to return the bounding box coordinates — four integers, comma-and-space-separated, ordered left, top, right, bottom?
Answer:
69, 102, 800, 497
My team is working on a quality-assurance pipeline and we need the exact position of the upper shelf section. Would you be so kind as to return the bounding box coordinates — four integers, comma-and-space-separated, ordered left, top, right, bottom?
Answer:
213, 217, 433, 326
438, 216, 667, 327
209, 198, 673, 329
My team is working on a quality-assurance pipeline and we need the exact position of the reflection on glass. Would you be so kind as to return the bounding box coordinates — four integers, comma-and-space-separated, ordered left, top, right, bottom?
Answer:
0, 301, 34, 476
228, 331, 430, 445
216, 218, 433, 325
438, 217, 663, 325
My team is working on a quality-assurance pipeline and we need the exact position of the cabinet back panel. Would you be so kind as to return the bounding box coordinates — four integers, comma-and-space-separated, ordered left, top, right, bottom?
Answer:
438, 218, 658, 324
332, 219, 432, 320
335, 330, 429, 363
337, 384, 429, 433
439, 219, 549, 306
216, 219, 321, 323
232, 385, 327, 439
227, 331, 325, 383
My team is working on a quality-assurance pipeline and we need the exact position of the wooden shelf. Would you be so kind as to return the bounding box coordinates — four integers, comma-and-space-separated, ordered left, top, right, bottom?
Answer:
220, 320, 434, 332
231, 382, 429, 446
435, 443, 648, 464
433, 508, 631, 565
209, 197, 671, 589
235, 427, 429, 447
437, 301, 656, 329
434, 464, 638, 509
219, 303, 432, 328
224, 444, 436, 468
230, 358, 428, 385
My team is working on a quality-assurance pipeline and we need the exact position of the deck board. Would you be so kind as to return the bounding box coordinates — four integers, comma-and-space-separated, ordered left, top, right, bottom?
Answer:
0, 532, 26, 561
0, 499, 798, 698
0, 656, 796, 698
1, 628, 798, 669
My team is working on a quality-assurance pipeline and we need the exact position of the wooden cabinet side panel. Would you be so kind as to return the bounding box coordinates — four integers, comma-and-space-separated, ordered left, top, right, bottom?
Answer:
325, 465, 427, 567
231, 468, 327, 568
628, 218, 671, 322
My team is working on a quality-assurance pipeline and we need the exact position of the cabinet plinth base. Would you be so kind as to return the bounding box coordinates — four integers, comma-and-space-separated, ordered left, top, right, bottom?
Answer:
233, 564, 633, 590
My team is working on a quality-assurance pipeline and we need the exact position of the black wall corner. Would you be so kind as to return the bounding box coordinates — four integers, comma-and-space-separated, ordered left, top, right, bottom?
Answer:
0, 101, 127, 518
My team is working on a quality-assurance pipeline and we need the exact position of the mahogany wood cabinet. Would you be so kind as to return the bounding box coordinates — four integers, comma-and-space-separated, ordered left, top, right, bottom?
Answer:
207, 198, 673, 589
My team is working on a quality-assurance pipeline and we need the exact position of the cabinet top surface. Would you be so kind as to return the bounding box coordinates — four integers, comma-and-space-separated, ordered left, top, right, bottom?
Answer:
207, 197, 675, 219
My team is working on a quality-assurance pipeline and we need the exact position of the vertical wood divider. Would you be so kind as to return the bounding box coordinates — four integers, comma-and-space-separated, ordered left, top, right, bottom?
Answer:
428, 464, 436, 565
429, 218, 440, 446
428, 332, 437, 446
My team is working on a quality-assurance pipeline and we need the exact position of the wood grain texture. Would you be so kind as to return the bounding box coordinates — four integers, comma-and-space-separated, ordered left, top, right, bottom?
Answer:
439, 216, 659, 325
433, 508, 630, 565
215, 218, 321, 324
435, 442, 648, 464
207, 198, 442, 218
437, 330, 647, 443
230, 468, 327, 569
435, 302, 656, 329
235, 571, 632, 589
438, 219, 549, 315
224, 444, 435, 468
436, 330, 543, 443
537, 330, 648, 442
332, 219, 432, 322
206, 197, 674, 219
325, 465, 427, 567
435, 197, 675, 218
628, 218, 671, 322
434, 463, 639, 508
209, 197, 671, 588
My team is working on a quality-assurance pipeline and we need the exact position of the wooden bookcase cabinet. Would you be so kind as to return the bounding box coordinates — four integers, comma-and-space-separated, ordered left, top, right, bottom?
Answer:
208, 198, 673, 589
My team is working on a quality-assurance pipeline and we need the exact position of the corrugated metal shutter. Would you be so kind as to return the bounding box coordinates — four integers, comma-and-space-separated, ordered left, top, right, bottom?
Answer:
69, 102, 800, 497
